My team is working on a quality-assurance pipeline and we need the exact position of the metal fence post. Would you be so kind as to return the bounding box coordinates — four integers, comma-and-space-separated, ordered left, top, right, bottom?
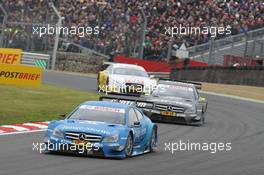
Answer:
244, 32, 248, 59
208, 38, 214, 65
230, 36, 234, 56
260, 37, 264, 58
139, 8, 147, 59
167, 38, 172, 61
251, 37, 257, 57
0, 4, 8, 47
260, 37, 264, 67
50, 3, 62, 70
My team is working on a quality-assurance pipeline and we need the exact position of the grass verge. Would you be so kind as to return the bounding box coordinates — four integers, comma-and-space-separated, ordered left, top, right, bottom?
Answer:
0, 84, 98, 125
202, 82, 264, 101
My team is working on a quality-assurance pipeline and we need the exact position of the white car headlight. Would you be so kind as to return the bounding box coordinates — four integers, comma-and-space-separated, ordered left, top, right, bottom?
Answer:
102, 134, 119, 142
52, 128, 64, 138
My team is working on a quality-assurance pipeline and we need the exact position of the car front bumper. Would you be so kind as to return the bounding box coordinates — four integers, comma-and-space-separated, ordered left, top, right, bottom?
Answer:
143, 109, 202, 124
44, 136, 127, 158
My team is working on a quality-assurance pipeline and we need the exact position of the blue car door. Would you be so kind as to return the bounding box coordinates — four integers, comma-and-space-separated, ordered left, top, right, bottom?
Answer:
134, 108, 147, 142
128, 108, 145, 144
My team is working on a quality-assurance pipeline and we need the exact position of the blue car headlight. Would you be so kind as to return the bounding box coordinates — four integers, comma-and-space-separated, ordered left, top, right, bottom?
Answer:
52, 128, 64, 138
102, 134, 119, 143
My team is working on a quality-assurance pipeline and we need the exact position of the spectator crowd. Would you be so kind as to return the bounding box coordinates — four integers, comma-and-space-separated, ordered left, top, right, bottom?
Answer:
1, 0, 264, 60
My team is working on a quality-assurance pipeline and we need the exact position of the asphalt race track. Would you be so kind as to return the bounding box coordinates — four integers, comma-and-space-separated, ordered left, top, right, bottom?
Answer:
0, 71, 263, 175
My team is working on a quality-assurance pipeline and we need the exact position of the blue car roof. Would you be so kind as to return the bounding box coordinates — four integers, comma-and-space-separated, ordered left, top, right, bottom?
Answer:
81, 101, 130, 110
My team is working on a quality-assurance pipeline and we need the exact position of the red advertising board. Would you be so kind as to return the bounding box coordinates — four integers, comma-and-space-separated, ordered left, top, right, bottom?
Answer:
115, 56, 208, 72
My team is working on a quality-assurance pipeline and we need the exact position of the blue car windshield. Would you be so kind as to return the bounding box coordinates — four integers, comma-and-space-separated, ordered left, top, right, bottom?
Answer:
68, 105, 126, 125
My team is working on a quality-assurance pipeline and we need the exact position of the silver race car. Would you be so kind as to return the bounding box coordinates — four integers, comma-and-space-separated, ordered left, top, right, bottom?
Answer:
100, 80, 208, 126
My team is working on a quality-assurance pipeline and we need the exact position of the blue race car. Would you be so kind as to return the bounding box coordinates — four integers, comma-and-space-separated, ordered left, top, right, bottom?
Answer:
43, 101, 158, 159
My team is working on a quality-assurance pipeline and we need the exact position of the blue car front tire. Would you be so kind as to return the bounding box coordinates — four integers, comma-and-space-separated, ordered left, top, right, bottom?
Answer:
124, 133, 133, 158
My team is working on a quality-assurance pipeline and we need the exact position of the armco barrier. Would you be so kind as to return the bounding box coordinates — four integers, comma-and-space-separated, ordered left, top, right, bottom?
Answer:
21, 52, 50, 69
170, 66, 264, 87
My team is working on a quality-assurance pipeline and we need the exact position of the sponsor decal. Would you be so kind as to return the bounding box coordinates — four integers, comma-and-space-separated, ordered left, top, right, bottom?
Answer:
136, 102, 147, 108
0, 64, 42, 87
125, 79, 144, 84
118, 100, 135, 106
79, 105, 125, 113
61, 125, 110, 135
159, 84, 193, 91
0, 48, 22, 65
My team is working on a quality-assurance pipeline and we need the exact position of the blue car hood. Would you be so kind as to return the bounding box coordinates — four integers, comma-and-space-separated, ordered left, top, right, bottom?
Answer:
54, 119, 125, 136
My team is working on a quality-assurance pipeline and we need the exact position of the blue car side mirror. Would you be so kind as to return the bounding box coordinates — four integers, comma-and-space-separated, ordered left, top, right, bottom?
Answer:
134, 121, 141, 127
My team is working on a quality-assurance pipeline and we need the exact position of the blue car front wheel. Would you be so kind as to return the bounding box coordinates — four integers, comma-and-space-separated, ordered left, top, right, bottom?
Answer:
124, 134, 133, 157
149, 128, 157, 152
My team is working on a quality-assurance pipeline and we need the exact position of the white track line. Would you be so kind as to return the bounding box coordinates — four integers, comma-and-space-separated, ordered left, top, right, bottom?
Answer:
200, 91, 264, 104
1, 125, 30, 131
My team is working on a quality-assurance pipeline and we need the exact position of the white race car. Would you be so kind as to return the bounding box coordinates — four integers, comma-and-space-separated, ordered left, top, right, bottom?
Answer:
98, 63, 157, 95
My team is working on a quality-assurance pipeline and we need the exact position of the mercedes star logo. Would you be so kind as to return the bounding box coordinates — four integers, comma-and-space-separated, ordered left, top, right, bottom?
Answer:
79, 133, 86, 141
167, 106, 173, 111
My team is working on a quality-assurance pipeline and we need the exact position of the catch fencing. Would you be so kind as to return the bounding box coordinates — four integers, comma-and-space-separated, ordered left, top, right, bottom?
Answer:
187, 28, 264, 65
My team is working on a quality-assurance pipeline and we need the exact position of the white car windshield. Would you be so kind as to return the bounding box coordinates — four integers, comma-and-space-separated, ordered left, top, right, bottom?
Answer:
113, 68, 148, 77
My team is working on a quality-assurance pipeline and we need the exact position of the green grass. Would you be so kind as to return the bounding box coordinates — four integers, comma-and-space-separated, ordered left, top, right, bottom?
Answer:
0, 84, 99, 125
202, 82, 264, 101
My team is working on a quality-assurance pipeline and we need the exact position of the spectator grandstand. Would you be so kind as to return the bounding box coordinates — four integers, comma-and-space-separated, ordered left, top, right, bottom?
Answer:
1, 0, 264, 60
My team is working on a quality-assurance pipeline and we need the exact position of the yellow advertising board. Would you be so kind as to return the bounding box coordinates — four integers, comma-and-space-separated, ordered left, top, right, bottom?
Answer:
0, 48, 22, 65
0, 64, 42, 87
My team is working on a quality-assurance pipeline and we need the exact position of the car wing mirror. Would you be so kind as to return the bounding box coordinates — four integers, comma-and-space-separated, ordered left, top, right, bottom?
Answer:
134, 121, 141, 127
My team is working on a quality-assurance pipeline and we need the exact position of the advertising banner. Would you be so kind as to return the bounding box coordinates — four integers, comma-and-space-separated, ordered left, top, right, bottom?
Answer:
0, 64, 42, 87
0, 48, 22, 65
